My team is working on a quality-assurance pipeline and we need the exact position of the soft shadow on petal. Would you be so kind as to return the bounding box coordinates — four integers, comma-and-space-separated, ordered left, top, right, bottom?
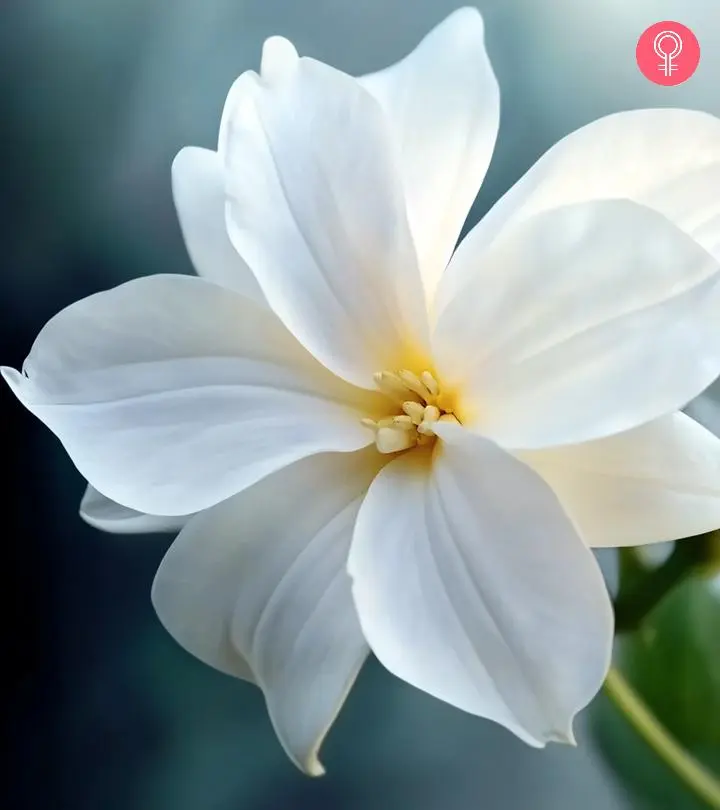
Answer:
359, 7, 499, 305
2, 275, 382, 516
80, 485, 191, 534
685, 381, 720, 437
434, 199, 720, 449
153, 449, 382, 775
171, 146, 265, 304
348, 423, 613, 746
440, 109, 720, 305
223, 56, 429, 388
518, 413, 720, 547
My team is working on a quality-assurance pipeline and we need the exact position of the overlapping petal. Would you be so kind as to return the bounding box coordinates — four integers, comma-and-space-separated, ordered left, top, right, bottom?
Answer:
2, 275, 381, 516
440, 108, 720, 308
171, 146, 265, 303
348, 423, 613, 746
153, 450, 381, 775
518, 413, 720, 547
222, 56, 429, 388
433, 199, 720, 449
80, 486, 191, 534
360, 7, 499, 304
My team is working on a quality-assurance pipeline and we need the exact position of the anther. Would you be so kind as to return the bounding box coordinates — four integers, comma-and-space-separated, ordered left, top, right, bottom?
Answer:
420, 371, 439, 397
397, 369, 432, 401
417, 405, 441, 435
376, 425, 417, 454
402, 401, 426, 424
373, 371, 421, 405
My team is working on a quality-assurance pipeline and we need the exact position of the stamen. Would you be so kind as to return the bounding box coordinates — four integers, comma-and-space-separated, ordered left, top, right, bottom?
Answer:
417, 405, 441, 435
373, 371, 421, 404
398, 369, 432, 401
376, 425, 417, 454
402, 401, 426, 425
391, 415, 415, 429
365, 368, 457, 455
420, 371, 439, 397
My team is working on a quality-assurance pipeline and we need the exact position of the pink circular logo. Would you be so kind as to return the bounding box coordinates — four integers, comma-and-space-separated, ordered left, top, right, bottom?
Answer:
636, 21, 700, 86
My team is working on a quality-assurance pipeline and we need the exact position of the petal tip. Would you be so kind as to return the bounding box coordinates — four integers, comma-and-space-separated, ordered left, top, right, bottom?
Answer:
1, 365, 31, 402
302, 753, 326, 778
260, 36, 299, 84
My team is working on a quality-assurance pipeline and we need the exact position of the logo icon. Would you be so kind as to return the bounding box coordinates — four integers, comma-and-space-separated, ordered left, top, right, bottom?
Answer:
636, 21, 700, 85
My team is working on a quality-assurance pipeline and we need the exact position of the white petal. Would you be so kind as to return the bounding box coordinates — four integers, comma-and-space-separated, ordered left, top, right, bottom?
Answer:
152, 450, 381, 775
171, 146, 265, 303
518, 413, 720, 547
80, 485, 191, 534
3, 275, 381, 516
359, 8, 499, 304
260, 36, 299, 85
348, 423, 613, 746
217, 38, 299, 160
223, 56, 429, 388
440, 109, 720, 306
434, 199, 720, 449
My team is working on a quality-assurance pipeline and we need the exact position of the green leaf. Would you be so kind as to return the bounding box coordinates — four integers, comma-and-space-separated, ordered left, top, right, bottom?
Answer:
591, 572, 720, 810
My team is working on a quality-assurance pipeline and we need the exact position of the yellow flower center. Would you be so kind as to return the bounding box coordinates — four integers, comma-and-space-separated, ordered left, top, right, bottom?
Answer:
362, 369, 459, 454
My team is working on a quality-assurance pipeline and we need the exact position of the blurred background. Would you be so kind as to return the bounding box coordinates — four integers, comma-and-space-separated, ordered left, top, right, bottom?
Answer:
2, 0, 719, 808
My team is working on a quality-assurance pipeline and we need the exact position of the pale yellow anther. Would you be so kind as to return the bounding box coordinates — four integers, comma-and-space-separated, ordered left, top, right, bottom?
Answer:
417, 405, 441, 436
376, 425, 417, 454
391, 415, 415, 429
365, 368, 457, 455
420, 371, 439, 397
398, 369, 433, 400
373, 371, 420, 404
402, 401, 426, 424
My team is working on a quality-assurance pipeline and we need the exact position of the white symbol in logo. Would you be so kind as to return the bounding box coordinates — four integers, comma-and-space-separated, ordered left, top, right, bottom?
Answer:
654, 30, 683, 76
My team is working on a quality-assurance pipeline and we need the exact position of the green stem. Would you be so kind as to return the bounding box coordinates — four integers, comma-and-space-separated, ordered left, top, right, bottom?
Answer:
604, 668, 720, 810
614, 533, 718, 633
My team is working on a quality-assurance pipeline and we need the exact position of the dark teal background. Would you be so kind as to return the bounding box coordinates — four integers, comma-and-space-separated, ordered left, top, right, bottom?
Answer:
2, 1, 719, 808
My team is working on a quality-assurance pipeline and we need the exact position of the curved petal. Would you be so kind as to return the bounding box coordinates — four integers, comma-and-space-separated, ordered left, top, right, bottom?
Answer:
440, 109, 720, 307
348, 423, 613, 746
433, 199, 720, 449
359, 8, 499, 304
518, 413, 720, 547
152, 450, 381, 775
80, 485, 191, 534
171, 146, 265, 303
2, 275, 382, 516
223, 56, 429, 388
216, 37, 299, 160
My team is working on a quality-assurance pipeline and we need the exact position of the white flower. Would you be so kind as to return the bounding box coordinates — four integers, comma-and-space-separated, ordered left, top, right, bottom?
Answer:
5, 7, 720, 776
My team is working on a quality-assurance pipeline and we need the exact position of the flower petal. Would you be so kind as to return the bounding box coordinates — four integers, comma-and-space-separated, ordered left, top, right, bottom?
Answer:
3, 275, 381, 516
153, 450, 380, 775
80, 485, 191, 534
223, 56, 429, 388
434, 199, 720, 449
171, 146, 265, 303
440, 109, 720, 307
348, 423, 613, 746
517, 413, 720, 547
359, 8, 499, 304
